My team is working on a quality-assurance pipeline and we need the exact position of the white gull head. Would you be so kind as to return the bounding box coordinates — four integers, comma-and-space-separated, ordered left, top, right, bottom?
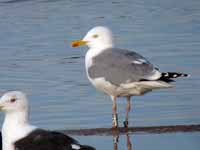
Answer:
71, 26, 115, 78
71, 26, 114, 51
0, 91, 28, 113
0, 91, 36, 150
83, 26, 114, 50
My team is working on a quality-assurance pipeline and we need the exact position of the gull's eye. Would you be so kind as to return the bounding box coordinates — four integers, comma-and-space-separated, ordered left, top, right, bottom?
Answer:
10, 98, 16, 103
92, 34, 99, 38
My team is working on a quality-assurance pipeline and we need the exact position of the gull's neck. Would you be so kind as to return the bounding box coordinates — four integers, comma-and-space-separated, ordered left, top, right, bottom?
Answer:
87, 43, 114, 58
92, 43, 113, 51
2, 110, 36, 150
90, 39, 114, 50
85, 44, 113, 70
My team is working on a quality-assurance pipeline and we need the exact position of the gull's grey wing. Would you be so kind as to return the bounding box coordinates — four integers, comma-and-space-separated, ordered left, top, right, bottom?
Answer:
88, 48, 160, 85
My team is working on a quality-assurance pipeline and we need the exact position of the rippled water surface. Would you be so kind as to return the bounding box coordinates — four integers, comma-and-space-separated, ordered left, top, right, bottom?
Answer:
0, 0, 199, 149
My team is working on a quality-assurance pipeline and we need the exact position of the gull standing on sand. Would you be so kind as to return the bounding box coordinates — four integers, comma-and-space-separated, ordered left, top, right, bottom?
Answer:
0, 91, 95, 150
71, 26, 188, 128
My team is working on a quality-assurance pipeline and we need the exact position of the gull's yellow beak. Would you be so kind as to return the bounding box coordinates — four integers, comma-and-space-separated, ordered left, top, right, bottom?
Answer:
71, 40, 88, 47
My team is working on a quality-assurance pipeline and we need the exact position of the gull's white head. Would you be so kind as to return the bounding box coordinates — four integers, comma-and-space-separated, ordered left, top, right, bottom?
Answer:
72, 26, 114, 49
1, 91, 35, 150
0, 91, 28, 113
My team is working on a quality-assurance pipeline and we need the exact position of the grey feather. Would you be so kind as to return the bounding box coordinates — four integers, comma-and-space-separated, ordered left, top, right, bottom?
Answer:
88, 48, 158, 85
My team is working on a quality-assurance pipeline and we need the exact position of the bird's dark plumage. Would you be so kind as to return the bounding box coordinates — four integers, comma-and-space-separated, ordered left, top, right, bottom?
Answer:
14, 129, 95, 150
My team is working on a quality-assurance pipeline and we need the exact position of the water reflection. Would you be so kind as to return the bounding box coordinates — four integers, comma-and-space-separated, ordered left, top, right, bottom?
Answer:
113, 133, 132, 150
0, 0, 32, 3
62, 124, 200, 150
63, 124, 200, 136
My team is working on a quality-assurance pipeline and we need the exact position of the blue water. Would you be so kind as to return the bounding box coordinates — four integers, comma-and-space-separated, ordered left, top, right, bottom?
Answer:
0, 0, 200, 149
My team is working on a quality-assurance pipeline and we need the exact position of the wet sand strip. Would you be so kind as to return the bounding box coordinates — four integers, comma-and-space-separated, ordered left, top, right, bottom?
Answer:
61, 124, 200, 136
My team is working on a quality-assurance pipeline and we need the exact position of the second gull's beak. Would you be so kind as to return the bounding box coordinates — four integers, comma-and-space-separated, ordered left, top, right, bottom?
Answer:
71, 40, 88, 47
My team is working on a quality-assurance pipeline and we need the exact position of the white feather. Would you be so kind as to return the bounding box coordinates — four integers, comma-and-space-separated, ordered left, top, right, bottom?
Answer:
71, 144, 80, 150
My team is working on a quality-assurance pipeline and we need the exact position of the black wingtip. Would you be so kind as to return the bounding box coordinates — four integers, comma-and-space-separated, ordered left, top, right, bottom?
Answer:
162, 72, 190, 78
181, 73, 190, 77
158, 72, 190, 83
79, 145, 96, 150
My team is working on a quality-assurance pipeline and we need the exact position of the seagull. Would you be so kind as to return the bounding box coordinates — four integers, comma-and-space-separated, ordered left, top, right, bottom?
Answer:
71, 26, 189, 128
0, 91, 95, 150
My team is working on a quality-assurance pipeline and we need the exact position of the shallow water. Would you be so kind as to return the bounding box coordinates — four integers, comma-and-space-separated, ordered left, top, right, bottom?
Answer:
75, 132, 200, 150
0, 0, 199, 149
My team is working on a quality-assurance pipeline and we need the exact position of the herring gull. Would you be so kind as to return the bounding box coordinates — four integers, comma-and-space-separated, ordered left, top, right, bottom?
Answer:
71, 26, 189, 128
